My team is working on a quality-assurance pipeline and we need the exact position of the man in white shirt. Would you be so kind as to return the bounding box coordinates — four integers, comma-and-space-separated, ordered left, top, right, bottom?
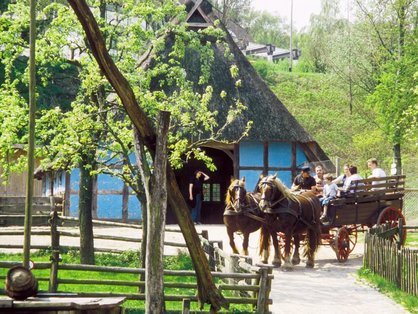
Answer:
367, 158, 386, 190
367, 158, 386, 178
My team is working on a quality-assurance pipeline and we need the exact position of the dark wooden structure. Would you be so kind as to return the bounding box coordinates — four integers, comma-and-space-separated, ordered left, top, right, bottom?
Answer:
321, 175, 406, 262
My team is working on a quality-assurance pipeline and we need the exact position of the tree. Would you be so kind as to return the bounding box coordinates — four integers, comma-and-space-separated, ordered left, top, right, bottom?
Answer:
356, 0, 418, 174
242, 10, 289, 48
1, 0, 244, 310
211, 0, 251, 26
66, 0, 230, 309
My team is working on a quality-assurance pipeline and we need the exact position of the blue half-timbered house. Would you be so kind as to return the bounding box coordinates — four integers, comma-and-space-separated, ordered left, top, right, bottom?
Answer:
36, 0, 333, 224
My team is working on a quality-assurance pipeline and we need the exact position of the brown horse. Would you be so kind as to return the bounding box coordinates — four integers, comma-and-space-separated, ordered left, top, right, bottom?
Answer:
223, 177, 264, 255
258, 174, 321, 268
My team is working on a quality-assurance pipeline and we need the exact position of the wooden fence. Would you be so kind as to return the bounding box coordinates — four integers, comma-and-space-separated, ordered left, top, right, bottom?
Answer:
0, 207, 273, 313
363, 223, 418, 297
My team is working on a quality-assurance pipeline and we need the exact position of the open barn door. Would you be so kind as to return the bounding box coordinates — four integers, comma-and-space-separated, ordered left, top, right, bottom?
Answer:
170, 147, 233, 224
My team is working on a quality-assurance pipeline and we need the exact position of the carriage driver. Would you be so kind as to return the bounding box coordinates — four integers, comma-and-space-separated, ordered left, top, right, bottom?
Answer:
291, 166, 317, 192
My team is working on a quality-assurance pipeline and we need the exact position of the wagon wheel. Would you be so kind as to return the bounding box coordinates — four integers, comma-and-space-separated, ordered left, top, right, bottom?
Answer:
345, 224, 358, 254
377, 207, 407, 246
334, 227, 350, 263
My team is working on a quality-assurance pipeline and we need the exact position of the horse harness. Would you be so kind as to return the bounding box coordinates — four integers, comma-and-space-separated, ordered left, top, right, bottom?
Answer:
224, 184, 261, 217
260, 179, 317, 230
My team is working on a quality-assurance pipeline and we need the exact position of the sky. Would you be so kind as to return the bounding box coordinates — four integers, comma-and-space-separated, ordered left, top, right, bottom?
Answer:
251, 0, 322, 30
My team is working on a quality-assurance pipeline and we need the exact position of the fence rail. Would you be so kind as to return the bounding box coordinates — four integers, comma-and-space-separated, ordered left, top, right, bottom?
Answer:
363, 223, 418, 297
0, 211, 273, 313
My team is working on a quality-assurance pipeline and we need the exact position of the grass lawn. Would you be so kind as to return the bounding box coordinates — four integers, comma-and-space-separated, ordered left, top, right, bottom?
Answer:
406, 232, 418, 248
0, 250, 254, 313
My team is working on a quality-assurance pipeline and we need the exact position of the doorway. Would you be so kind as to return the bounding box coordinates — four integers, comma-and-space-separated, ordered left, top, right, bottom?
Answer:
170, 147, 233, 224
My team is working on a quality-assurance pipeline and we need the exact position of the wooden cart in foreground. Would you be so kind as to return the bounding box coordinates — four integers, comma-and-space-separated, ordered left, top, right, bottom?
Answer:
323, 175, 406, 262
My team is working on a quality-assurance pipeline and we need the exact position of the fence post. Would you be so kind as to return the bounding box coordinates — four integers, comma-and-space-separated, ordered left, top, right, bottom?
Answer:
397, 218, 404, 249
256, 264, 273, 314
226, 254, 240, 287
48, 210, 61, 292
182, 298, 190, 314
207, 241, 217, 271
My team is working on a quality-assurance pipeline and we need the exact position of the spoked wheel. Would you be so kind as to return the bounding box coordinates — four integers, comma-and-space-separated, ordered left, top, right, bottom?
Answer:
377, 207, 407, 245
334, 227, 350, 263
345, 224, 358, 254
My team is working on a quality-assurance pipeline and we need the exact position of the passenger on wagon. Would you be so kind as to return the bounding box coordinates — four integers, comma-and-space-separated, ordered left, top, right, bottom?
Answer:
367, 158, 386, 178
333, 164, 350, 187
319, 174, 339, 224
367, 158, 386, 190
291, 166, 316, 192
341, 165, 363, 194
313, 165, 325, 194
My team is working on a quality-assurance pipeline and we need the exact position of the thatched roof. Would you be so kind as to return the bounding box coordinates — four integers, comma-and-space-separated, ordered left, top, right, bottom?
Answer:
182, 0, 312, 142
162, 0, 330, 163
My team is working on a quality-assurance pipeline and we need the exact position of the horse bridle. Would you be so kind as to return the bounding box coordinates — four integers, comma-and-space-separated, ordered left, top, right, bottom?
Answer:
228, 183, 246, 211
228, 183, 260, 214
259, 178, 286, 209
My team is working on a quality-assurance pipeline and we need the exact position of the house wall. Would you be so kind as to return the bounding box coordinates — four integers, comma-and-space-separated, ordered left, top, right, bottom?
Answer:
238, 140, 309, 190
39, 141, 310, 222
42, 167, 141, 221
0, 151, 43, 197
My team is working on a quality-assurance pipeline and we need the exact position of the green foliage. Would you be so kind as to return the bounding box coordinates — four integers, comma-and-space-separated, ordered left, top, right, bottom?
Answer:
405, 232, 418, 248
0, 0, 247, 186
164, 251, 193, 270
358, 267, 418, 313
366, 50, 418, 146
241, 10, 289, 48
251, 57, 418, 180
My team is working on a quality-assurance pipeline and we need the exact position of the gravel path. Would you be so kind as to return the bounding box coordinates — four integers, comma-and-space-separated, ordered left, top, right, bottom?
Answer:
193, 225, 409, 314
0, 224, 411, 313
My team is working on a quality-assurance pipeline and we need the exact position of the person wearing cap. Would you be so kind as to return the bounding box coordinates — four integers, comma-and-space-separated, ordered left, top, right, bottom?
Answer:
291, 166, 317, 192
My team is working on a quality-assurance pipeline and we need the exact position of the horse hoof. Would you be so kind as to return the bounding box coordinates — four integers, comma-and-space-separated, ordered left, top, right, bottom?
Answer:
291, 258, 301, 265
272, 262, 281, 268
305, 262, 315, 268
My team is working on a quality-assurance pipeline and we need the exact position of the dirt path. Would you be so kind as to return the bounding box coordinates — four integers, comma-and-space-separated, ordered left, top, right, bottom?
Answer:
0, 224, 410, 313
193, 225, 409, 314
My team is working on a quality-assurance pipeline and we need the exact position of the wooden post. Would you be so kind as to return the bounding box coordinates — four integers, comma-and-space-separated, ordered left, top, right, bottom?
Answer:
182, 298, 191, 314
49, 210, 61, 292
226, 254, 240, 288
256, 265, 273, 314
207, 241, 216, 271
398, 218, 403, 249
23, 0, 37, 270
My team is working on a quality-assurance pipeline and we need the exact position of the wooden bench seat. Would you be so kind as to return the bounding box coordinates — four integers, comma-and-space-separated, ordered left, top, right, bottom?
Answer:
331, 175, 405, 205
327, 175, 405, 226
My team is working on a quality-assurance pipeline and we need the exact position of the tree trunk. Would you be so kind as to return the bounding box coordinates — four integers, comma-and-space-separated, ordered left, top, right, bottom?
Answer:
67, 0, 228, 310
79, 152, 95, 265
133, 128, 150, 289
145, 111, 170, 313
393, 143, 402, 175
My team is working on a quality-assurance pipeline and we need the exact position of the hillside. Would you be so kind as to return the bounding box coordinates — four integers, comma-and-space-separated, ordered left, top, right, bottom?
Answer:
250, 59, 417, 186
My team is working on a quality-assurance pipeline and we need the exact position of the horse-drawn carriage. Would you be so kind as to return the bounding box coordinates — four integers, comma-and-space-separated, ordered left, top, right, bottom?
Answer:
223, 174, 406, 268
321, 175, 406, 262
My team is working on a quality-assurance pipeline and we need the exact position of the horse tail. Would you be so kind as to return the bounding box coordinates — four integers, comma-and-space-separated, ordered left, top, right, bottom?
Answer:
259, 224, 271, 256
303, 195, 322, 258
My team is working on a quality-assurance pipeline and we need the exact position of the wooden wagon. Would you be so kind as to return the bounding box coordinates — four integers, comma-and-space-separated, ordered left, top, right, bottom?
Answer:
322, 175, 406, 262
